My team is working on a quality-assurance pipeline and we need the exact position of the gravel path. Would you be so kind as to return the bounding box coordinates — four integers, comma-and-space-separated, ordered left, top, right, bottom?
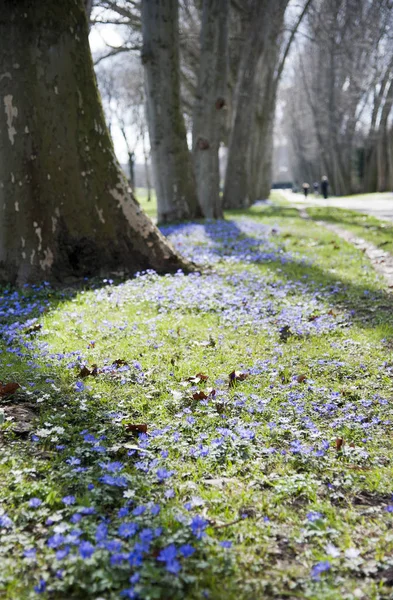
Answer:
280, 190, 393, 222
289, 204, 393, 291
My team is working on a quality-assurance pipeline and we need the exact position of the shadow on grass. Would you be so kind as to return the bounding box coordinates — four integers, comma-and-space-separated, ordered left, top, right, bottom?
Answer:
306, 206, 393, 242
166, 212, 393, 335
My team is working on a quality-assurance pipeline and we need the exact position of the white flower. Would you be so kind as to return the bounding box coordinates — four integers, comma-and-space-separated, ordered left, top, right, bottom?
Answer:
123, 490, 135, 499
325, 543, 340, 558
345, 548, 360, 559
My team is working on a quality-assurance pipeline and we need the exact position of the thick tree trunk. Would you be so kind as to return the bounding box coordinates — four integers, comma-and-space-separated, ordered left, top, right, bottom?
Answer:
223, 0, 289, 209
192, 0, 229, 219
0, 0, 191, 286
141, 0, 200, 223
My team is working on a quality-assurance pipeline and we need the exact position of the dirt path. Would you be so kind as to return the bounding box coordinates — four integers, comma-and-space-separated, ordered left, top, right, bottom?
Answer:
290, 204, 393, 291
280, 189, 393, 222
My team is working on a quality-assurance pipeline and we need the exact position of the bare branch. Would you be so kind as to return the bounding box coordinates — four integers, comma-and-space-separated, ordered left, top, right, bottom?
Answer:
93, 45, 140, 66
276, 0, 314, 83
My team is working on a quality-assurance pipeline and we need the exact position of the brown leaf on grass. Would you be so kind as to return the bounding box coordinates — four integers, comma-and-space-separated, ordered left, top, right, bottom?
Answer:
187, 373, 208, 384
78, 366, 92, 378
0, 382, 20, 397
79, 365, 99, 378
297, 374, 307, 383
229, 370, 248, 387
25, 323, 42, 334
308, 315, 319, 322
113, 359, 128, 367
193, 391, 208, 400
335, 437, 344, 451
126, 424, 148, 434
196, 372, 208, 381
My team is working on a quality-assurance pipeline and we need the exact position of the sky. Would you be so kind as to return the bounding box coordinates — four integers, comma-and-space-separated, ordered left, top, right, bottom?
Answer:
89, 22, 146, 165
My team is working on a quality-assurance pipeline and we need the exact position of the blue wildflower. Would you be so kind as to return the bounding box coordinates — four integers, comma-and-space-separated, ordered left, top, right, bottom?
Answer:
95, 523, 108, 542
132, 505, 146, 517
47, 534, 65, 549
157, 468, 174, 481
66, 457, 81, 466
34, 579, 46, 593
311, 561, 331, 580
190, 515, 208, 539
120, 589, 137, 599
307, 511, 323, 522
157, 544, 181, 574
56, 546, 70, 560
0, 513, 13, 528
118, 522, 138, 538
99, 474, 127, 487
105, 540, 123, 553
79, 541, 95, 559
150, 503, 160, 516
179, 544, 195, 557
99, 461, 124, 472
62, 495, 76, 505
70, 513, 82, 524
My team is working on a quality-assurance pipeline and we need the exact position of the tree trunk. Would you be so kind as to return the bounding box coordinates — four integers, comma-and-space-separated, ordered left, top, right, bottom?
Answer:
141, 0, 200, 223
192, 0, 229, 219
0, 0, 191, 286
223, 0, 289, 209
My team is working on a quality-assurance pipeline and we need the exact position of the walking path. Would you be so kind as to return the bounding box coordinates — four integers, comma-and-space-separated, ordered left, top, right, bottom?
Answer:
280, 191, 393, 290
280, 190, 393, 222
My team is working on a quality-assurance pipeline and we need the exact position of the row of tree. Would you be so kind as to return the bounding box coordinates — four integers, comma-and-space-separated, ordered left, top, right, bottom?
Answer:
284, 0, 393, 195
94, 0, 312, 222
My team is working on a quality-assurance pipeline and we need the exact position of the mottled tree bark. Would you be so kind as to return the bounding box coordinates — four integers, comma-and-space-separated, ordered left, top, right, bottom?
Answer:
223, 0, 289, 209
141, 0, 200, 223
0, 0, 191, 286
192, 0, 229, 219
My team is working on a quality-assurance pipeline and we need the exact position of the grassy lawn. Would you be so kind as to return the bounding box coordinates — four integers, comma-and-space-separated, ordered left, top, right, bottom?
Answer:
134, 188, 157, 221
1, 200, 393, 599
305, 205, 393, 256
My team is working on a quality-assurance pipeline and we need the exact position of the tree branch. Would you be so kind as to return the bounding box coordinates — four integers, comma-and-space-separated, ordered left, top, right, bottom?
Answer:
93, 45, 140, 66
275, 0, 314, 83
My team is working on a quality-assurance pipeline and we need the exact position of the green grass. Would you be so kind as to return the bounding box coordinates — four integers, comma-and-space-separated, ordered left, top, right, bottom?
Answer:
305, 205, 393, 255
1, 200, 393, 599
134, 187, 157, 220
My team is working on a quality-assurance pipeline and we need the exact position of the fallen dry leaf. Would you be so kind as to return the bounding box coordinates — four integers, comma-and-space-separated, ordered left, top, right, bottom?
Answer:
187, 372, 209, 384
126, 424, 148, 434
192, 391, 208, 400
335, 437, 344, 451
113, 359, 128, 367
25, 323, 42, 334
0, 382, 20, 397
297, 374, 307, 383
78, 366, 91, 378
78, 365, 99, 378
229, 371, 248, 387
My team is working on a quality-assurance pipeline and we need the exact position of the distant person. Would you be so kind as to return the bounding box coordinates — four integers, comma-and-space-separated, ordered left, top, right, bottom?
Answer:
302, 182, 310, 197
313, 181, 319, 195
321, 175, 329, 199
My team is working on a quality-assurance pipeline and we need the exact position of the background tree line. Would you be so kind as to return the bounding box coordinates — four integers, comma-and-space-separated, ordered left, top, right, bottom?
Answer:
283, 0, 393, 195
1, 0, 392, 285
93, 0, 312, 222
